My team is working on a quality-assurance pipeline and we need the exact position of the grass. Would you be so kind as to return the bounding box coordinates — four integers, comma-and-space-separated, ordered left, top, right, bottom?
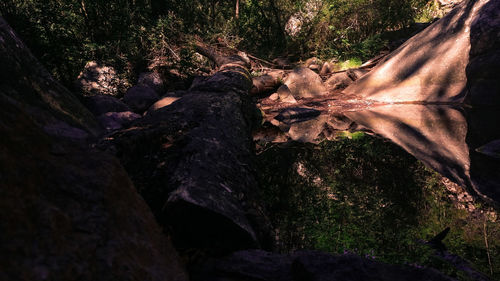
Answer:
257, 135, 500, 280
339, 57, 362, 70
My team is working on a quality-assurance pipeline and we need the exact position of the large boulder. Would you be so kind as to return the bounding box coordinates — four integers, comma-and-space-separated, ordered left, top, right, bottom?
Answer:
83, 95, 131, 116
343, 0, 492, 104
0, 17, 100, 139
193, 250, 455, 281
0, 87, 187, 281
123, 85, 159, 114
75, 61, 128, 97
465, 0, 500, 105
97, 111, 141, 131
137, 71, 166, 93
284, 67, 327, 98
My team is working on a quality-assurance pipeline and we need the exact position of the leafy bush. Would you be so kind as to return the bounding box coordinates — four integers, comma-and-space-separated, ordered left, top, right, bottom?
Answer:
257, 136, 500, 280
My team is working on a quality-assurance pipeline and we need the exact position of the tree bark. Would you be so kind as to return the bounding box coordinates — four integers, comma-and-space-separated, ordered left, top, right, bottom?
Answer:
101, 44, 268, 253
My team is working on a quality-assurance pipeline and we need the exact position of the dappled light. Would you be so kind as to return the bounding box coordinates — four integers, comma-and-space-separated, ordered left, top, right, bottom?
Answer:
1, 1, 499, 281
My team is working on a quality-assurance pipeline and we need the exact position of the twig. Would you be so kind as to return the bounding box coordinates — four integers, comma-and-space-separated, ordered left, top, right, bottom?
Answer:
247, 54, 276, 67
483, 218, 494, 276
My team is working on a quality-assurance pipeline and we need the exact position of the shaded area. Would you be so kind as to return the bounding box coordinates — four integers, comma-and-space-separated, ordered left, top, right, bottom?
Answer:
0, 71, 187, 281
256, 136, 500, 280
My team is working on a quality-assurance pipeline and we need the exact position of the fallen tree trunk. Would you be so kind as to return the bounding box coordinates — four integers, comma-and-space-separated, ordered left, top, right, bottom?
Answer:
101, 45, 267, 253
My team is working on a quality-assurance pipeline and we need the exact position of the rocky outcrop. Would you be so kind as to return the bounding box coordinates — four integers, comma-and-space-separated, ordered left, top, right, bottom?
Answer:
0, 17, 100, 139
138, 71, 166, 93
123, 85, 160, 113
0, 95, 187, 281
285, 67, 327, 98
343, 0, 492, 104
465, 0, 500, 106
0, 17, 187, 281
83, 95, 131, 116
193, 249, 456, 281
97, 111, 141, 131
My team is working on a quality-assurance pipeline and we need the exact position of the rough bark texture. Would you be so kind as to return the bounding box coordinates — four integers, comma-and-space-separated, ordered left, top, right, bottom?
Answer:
100, 52, 267, 253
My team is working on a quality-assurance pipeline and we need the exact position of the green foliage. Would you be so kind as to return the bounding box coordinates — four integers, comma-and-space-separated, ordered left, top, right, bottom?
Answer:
257, 136, 500, 280
338, 58, 362, 70
0, 0, 433, 84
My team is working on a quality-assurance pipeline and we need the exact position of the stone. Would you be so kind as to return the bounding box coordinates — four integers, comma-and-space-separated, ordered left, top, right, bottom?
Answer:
475, 139, 500, 159
83, 94, 131, 116
284, 67, 327, 98
193, 250, 455, 281
269, 93, 279, 101
346, 68, 370, 81
0, 16, 100, 139
138, 71, 165, 93
123, 85, 159, 113
319, 61, 337, 75
0, 86, 187, 281
275, 107, 321, 124
75, 61, 128, 97
288, 115, 328, 143
277, 85, 297, 103
343, 0, 490, 103
146, 96, 181, 113
97, 111, 141, 131
291, 251, 455, 281
325, 72, 354, 90
465, 0, 500, 106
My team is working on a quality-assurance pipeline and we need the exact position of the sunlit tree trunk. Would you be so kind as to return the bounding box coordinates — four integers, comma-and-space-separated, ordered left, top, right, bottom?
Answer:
235, 0, 239, 19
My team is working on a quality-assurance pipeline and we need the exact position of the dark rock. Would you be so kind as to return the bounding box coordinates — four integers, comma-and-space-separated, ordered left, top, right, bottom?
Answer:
465, 0, 500, 106
75, 61, 128, 97
288, 115, 328, 143
123, 85, 159, 113
0, 90, 187, 281
97, 111, 141, 131
291, 251, 455, 281
194, 250, 455, 281
284, 67, 327, 98
475, 139, 500, 159
275, 107, 322, 124
325, 72, 354, 90
346, 68, 370, 81
138, 71, 166, 93
0, 17, 100, 139
83, 95, 131, 116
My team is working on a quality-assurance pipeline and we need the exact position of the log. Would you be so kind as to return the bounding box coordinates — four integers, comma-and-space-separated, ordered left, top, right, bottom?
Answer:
101, 45, 268, 253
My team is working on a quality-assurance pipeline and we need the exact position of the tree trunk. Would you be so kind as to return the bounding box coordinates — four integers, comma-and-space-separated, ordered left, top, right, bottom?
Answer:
101, 44, 269, 253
